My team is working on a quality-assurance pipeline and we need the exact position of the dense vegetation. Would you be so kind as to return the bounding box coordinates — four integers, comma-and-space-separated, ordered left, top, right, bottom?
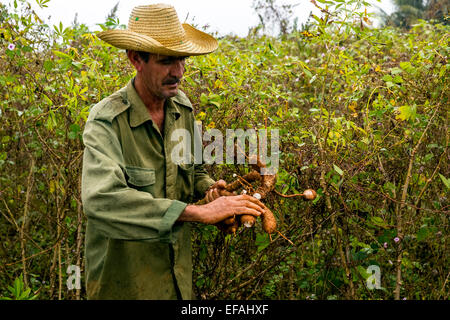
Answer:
0, 0, 448, 300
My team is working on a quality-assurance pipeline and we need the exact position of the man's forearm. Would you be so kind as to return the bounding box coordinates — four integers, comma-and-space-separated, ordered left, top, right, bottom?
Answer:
176, 195, 264, 226
177, 204, 203, 223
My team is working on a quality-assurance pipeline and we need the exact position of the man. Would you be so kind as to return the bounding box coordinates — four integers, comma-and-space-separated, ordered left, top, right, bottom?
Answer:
81, 4, 265, 300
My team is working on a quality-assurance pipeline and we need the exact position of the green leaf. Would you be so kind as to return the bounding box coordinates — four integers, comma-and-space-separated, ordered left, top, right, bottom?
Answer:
311, 14, 323, 25
199, 245, 207, 260
396, 104, 416, 121
383, 182, 396, 197
21, 46, 32, 53
209, 101, 221, 108
53, 50, 72, 60
438, 174, 450, 189
390, 67, 403, 75
42, 93, 53, 106
255, 232, 270, 252
69, 124, 80, 133
68, 132, 77, 140
386, 81, 395, 88
416, 226, 430, 242
195, 277, 205, 287
43, 60, 53, 72
370, 216, 389, 228
382, 74, 393, 82
393, 75, 403, 84
303, 68, 312, 78
399, 61, 414, 73
199, 93, 208, 106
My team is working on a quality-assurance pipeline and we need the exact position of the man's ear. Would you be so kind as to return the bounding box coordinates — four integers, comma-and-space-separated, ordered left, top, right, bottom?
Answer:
127, 50, 143, 72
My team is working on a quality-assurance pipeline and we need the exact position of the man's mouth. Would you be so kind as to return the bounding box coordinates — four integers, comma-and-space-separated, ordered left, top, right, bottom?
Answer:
163, 78, 181, 86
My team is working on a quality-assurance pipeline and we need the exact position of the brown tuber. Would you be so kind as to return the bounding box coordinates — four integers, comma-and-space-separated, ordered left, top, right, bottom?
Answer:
216, 215, 239, 234
261, 206, 277, 234
224, 170, 261, 192
236, 156, 277, 232
226, 219, 239, 234
302, 189, 317, 201
196, 155, 289, 236
241, 215, 256, 228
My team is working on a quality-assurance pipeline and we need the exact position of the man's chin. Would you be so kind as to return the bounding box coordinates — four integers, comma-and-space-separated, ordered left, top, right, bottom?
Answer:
164, 89, 178, 98
163, 86, 179, 98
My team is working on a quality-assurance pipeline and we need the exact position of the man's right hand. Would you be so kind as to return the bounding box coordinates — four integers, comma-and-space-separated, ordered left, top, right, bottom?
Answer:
179, 194, 265, 225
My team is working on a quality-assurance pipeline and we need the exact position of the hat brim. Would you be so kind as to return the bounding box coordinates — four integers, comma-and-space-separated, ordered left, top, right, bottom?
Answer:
97, 23, 218, 56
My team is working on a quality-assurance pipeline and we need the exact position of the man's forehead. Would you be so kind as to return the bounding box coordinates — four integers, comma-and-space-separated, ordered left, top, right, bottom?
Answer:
153, 54, 189, 61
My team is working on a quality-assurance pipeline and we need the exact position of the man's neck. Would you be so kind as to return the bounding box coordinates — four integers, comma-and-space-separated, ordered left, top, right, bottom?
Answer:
133, 75, 165, 112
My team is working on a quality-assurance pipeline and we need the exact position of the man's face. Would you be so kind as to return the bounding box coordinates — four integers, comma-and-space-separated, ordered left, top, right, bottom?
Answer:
139, 54, 187, 99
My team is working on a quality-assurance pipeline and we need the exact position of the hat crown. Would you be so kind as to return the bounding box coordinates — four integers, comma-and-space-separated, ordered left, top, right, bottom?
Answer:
128, 4, 185, 47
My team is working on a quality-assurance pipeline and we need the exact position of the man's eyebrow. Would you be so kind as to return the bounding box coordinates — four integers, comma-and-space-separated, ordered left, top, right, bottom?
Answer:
157, 56, 188, 62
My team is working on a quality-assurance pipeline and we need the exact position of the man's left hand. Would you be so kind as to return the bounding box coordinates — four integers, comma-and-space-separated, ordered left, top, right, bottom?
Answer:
205, 179, 235, 202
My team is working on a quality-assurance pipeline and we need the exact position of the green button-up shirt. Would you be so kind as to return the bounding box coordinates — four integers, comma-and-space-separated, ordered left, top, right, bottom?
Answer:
81, 79, 215, 300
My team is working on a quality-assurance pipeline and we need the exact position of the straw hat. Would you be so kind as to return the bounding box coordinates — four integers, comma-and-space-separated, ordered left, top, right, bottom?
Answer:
97, 3, 218, 56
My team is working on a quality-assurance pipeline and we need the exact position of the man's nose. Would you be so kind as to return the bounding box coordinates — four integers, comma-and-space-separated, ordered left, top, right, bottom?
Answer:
170, 60, 185, 78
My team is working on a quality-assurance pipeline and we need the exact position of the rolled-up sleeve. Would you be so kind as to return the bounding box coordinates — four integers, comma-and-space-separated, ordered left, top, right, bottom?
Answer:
193, 165, 215, 199
81, 119, 187, 241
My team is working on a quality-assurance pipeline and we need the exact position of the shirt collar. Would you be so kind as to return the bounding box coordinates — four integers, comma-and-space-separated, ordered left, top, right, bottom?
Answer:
167, 97, 181, 120
125, 79, 182, 128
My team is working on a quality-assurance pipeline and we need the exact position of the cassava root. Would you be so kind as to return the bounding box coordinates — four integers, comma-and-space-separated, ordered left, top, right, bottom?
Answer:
196, 156, 316, 237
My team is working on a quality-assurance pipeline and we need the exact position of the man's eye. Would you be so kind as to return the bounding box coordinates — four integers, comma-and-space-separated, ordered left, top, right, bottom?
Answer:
159, 57, 187, 65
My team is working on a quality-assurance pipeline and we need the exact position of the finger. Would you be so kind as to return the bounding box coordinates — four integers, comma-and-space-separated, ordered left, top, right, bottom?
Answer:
224, 195, 264, 213
206, 189, 214, 203
233, 207, 263, 217
211, 188, 220, 200
236, 195, 266, 210
211, 189, 218, 202
243, 201, 266, 214
220, 190, 234, 197
216, 179, 227, 189
230, 199, 265, 214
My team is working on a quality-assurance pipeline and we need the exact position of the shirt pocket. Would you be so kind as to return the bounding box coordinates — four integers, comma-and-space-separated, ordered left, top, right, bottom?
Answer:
177, 163, 194, 203
124, 166, 156, 195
